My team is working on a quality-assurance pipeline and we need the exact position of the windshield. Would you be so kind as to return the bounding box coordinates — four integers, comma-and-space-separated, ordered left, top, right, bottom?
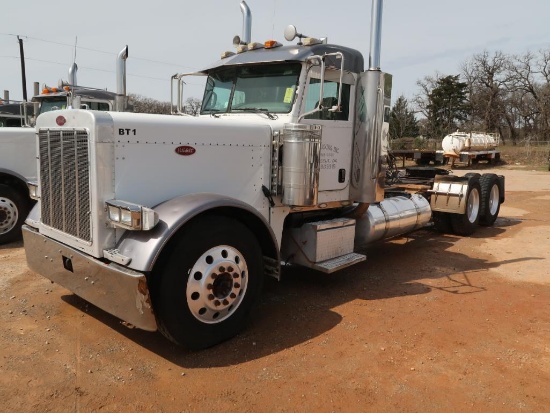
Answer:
38, 97, 111, 114
39, 99, 67, 114
201, 63, 301, 115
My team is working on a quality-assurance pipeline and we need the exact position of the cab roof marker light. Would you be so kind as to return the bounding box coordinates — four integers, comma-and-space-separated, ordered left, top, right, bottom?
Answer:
264, 40, 282, 49
221, 51, 236, 59
236, 44, 248, 54
247, 42, 264, 50
302, 37, 323, 46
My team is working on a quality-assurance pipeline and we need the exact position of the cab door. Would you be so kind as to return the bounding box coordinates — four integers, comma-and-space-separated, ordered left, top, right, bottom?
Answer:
301, 69, 356, 200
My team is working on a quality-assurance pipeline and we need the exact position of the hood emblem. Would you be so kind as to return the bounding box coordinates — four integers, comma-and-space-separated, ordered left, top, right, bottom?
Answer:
175, 146, 196, 156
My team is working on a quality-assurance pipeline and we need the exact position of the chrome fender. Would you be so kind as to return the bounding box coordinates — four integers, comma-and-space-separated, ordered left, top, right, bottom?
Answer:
116, 193, 280, 274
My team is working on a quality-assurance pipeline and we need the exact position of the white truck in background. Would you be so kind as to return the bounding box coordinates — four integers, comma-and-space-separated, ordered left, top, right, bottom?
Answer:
24, 0, 505, 349
0, 47, 130, 244
0, 99, 31, 127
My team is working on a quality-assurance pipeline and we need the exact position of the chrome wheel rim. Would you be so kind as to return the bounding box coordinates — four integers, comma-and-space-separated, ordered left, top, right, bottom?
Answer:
186, 245, 248, 324
488, 184, 500, 216
467, 188, 480, 224
0, 197, 18, 235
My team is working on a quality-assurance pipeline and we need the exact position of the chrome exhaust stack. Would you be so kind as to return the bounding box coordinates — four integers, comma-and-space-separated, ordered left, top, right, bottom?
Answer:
115, 45, 129, 112
350, 0, 387, 203
68, 62, 78, 86
352, 1, 424, 246
67, 62, 81, 109
240, 1, 252, 44
369, 0, 383, 70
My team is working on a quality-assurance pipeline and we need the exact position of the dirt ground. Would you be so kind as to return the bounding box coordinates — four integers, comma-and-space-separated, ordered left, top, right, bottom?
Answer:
1, 166, 549, 413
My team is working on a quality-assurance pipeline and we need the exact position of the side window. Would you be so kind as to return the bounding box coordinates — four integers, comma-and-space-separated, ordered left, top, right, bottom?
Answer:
202, 77, 233, 112
384, 105, 390, 122
83, 101, 111, 111
304, 78, 350, 121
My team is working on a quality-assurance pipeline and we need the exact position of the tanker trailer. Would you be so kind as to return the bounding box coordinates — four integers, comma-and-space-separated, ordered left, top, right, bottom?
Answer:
441, 130, 501, 165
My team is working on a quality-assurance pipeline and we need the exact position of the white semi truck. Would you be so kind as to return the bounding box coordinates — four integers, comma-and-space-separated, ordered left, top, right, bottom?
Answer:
0, 100, 30, 127
0, 48, 130, 244
23, 0, 505, 349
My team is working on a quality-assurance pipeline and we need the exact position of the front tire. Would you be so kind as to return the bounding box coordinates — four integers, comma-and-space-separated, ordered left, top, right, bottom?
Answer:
450, 176, 482, 236
0, 184, 30, 245
154, 216, 264, 349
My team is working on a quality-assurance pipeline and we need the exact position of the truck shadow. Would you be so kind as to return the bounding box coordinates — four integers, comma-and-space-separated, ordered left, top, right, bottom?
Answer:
60, 216, 540, 368
0, 240, 23, 250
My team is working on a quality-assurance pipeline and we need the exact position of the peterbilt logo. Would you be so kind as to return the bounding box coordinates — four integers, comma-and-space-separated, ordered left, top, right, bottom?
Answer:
175, 146, 196, 156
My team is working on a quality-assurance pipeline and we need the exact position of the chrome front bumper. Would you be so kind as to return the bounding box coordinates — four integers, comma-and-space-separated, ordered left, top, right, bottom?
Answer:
22, 225, 157, 331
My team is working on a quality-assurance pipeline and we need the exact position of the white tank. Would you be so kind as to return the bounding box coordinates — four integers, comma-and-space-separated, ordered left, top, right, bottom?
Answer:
441, 131, 499, 156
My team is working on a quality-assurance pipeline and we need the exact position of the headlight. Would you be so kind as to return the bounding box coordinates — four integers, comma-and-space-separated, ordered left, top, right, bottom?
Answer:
27, 181, 39, 200
105, 199, 159, 231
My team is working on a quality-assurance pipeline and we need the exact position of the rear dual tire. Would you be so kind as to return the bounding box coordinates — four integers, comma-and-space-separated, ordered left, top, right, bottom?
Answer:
479, 173, 501, 226
450, 175, 482, 236
432, 173, 502, 236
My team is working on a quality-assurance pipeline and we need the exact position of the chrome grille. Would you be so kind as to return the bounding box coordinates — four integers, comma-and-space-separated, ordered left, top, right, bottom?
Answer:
39, 129, 91, 242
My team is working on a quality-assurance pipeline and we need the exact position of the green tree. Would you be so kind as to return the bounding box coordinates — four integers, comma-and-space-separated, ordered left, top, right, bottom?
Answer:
389, 95, 419, 139
426, 75, 470, 139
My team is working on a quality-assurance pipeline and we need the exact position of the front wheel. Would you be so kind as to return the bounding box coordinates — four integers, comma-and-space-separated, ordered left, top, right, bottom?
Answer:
0, 184, 30, 245
153, 216, 264, 349
450, 176, 482, 236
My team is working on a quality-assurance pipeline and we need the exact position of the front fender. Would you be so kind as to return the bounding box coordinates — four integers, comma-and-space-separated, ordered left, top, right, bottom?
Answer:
116, 193, 279, 273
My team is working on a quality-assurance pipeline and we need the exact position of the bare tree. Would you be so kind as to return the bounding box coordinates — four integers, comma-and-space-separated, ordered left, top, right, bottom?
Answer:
128, 94, 202, 116
184, 97, 202, 116
461, 51, 510, 141
129, 94, 171, 114
413, 47, 550, 145
507, 50, 550, 141
414, 74, 440, 138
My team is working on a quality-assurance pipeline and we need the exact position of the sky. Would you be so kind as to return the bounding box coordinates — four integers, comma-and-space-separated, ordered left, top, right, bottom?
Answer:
1, 0, 549, 106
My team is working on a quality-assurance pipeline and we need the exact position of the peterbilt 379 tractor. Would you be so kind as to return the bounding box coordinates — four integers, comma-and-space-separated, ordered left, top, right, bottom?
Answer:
23, 0, 504, 349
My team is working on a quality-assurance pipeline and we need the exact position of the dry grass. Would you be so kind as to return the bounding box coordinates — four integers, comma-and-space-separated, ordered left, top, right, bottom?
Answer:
499, 143, 550, 170
391, 137, 550, 171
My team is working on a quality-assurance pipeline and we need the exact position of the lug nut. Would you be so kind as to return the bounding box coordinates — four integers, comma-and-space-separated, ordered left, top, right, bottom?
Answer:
208, 294, 215, 301
207, 284, 213, 290
234, 283, 241, 288
219, 266, 226, 272
232, 273, 239, 279
223, 299, 229, 305
230, 293, 236, 299
214, 300, 221, 307
227, 266, 234, 272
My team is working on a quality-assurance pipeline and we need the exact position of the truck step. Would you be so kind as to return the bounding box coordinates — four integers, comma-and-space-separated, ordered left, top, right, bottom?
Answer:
311, 252, 366, 274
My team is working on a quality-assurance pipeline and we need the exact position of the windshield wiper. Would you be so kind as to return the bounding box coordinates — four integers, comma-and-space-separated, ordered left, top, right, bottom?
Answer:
233, 107, 277, 120
204, 108, 221, 118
